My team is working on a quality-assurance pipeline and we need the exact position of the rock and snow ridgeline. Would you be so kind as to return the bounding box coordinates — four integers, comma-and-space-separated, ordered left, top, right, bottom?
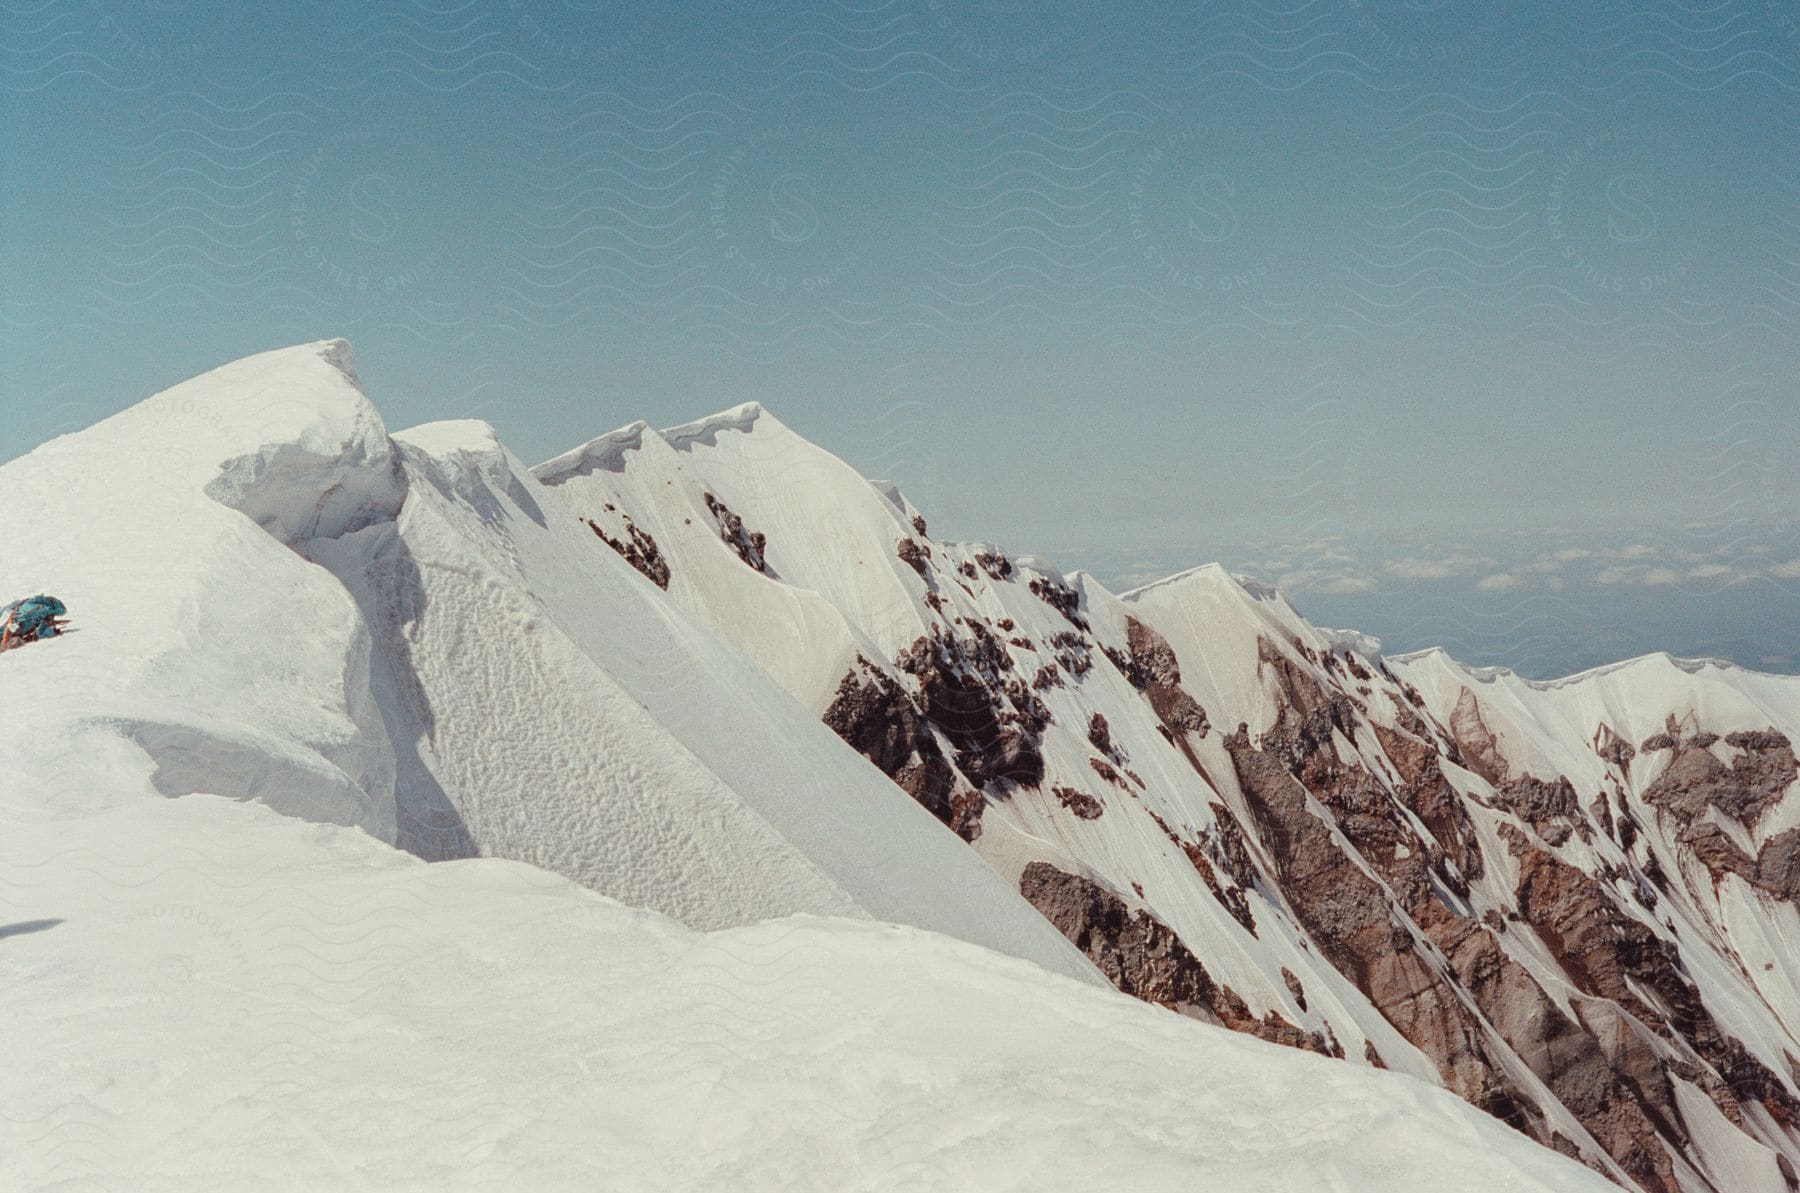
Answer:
536, 357, 1800, 1193
4, 340, 1794, 1191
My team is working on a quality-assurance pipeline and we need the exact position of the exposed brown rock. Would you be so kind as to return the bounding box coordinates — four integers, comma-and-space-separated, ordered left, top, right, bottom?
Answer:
1282, 966, 1307, 1011
1595, 723, 1638, 769
701, 492, 770, 574
897, 628, 1046, 790
1448, 687, 1509, 787
1102, 642, 1147, 689
1755, 828, 1800, 902
1677, 818, 1754, 884
583, 514, 671, 590
1513, 843, 1685, 1024
895, 537, 932, 579
1028, 575, 1087, 629
1591, 791, 1617, 842
1372, 721, 1434, 787
1507, 835, 1800, 1136
1047, 631, 1093, 681
974, 550, 1013, 581
821, 659, 956, 822
1644, 728, 1796, 829
1222, 726, 1531, 1127
1426, 912, 1685, 1193
1019, 861, 1225, 1010
1402, 755, 1485, 890
1087, 712, 1114, 755
1018, 861, 1332, 1056
1493, 775, 1582, 846
1125, 617, 1211, 737
1089, 756, 1126, 788
1053, 785, 1104, 820
947, 788, 985, 842
1174, 831, 1257, 937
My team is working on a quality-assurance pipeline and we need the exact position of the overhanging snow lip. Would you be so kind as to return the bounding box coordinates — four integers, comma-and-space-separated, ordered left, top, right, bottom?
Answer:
661, 400, 767, 451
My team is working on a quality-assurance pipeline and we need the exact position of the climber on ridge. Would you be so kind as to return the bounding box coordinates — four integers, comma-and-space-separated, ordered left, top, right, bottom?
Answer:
0, 595, 68, 653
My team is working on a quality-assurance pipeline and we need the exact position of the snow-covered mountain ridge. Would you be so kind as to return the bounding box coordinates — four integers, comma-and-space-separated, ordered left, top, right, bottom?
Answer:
537, 375, 1800, 1193
2, 340, 1788, 1190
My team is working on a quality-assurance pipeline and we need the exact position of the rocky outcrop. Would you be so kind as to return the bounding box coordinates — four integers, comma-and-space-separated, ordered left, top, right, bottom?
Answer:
1595, 723, 1638, 769
1448, 687, 1508, 787
973, 550, 1013, 581
1510, 833, 1800, 1146
1027, 574, 1087, 630
1643, 728, 1796, 830
1125, 617, 1211, 737
1223, 727, 1530, 1124
1087, 712, 1114, 755
1219, 649, 1787, 1190
584, 513, 671, 589
1427, 911, 1684, 1193
896, 537, 932, 579
1756, 828, 1800, 901
1019, 861, 1333, 1056
1493, 776, 1582, 846
1054, 785, 1104, 819
702, 491, 770, 574
822, 657, 956, 822
899, 628, 1048, 790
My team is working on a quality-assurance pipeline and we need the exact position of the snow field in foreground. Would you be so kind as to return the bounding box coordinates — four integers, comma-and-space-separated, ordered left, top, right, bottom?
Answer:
0, 794, 1613, 1193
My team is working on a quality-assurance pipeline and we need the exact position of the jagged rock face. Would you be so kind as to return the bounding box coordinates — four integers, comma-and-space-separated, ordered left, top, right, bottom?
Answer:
1027, 574, 1087, 630
702, 491, 770, 574
1449, 686, 1509, 786
1125, 616, 1210, 737
1216, 649, 1799, 1191
1018, 861, 1335, 1057
821, 657, 957, 824
897, 627, 1048, 790
1495, 776, 1583, 846
1756, 828, 1800, 901
896, 537, 932, 579
1223, 725, 1528, 1123
1053, 785, 1104, 819
583, 512, 671, 589
1643, 728, 1796, 829
542, 408, 1800, 1193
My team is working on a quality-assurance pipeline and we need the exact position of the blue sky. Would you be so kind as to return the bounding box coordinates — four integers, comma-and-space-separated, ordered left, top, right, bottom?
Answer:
3, 0, 1796, 674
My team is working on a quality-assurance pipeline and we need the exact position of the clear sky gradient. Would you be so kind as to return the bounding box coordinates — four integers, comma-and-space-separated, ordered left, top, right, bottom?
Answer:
3, 0, 1796, 674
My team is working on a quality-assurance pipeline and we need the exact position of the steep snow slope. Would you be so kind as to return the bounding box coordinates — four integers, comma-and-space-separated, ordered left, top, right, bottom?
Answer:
0, 340, 1623, 1193
0, 341, 1094, 979
8, 340, 1796, 1191
541, 404, 1800, 1193
0, 793, 1614, 1193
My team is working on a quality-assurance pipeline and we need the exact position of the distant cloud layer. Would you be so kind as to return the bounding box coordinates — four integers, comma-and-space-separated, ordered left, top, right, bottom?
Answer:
1079, 518, 1800, 679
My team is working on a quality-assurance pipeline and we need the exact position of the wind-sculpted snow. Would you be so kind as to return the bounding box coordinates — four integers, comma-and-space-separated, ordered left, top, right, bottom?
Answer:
8, 340, 1799, 1190
0, 794, 1612, 1193
0, 340, 1095, 984
547, 388, 1800, 1192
